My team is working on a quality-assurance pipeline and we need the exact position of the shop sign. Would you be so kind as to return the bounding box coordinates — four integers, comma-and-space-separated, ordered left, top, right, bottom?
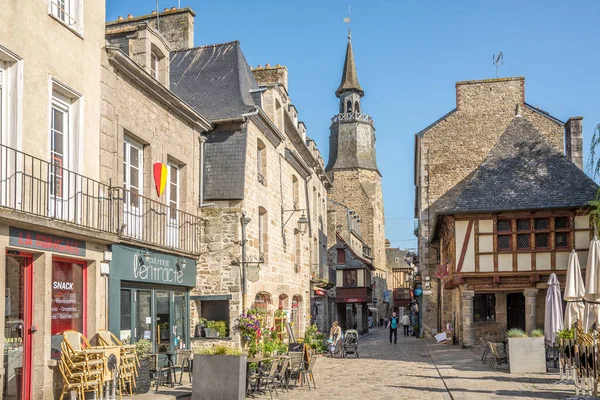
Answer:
9, 227, 86, 256
314, 289, 326, 296
110, 244, 196, 287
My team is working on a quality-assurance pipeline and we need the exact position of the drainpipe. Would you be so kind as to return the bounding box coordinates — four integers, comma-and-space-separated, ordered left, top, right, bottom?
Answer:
198, 134, 214, 208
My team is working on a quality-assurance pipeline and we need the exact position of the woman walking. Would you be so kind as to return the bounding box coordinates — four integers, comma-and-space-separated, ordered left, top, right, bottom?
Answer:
329, 321, 342, 357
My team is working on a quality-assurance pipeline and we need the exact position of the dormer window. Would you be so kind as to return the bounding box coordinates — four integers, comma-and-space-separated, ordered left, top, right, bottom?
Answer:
151, 52, 160, 80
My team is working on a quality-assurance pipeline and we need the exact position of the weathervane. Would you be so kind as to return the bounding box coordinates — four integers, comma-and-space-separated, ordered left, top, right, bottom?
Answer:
343, 6, 351, 39
493, 52, 504, 78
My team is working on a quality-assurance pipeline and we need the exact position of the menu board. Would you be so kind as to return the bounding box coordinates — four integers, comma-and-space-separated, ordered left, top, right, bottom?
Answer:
51, 260, 84, 334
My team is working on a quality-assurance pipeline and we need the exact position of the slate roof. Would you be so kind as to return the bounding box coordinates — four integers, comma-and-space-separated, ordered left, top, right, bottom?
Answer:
386, 248, 411, 270
203, 125, 247, 200
170, 41, 259, 121
431, 116, 599, 215
335, 35, 364, 97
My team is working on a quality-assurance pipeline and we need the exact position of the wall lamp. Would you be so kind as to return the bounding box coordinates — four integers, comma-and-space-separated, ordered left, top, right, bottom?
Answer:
139, 248, 152, 264
176, 257, 187, 271
282, 208, 309, 236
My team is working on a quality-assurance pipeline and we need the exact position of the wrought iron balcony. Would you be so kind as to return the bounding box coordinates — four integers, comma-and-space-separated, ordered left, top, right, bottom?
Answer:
331, 112, 373, 125
0, 144, 200, 255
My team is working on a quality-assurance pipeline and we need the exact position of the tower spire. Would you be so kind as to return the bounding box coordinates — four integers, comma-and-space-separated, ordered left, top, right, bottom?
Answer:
336, 17, 363, 98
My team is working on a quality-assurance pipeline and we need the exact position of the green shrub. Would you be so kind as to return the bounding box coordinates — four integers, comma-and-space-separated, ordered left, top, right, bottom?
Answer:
135, 339, 153, 359
556, 328, 574, 340
530, 329, 544, 337
507, 328, 527, 338
195, 344, 241, 356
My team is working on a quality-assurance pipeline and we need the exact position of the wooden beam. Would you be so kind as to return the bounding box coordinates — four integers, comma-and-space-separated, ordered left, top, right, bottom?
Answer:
457, 220, 474, 273
475, 220, 480, 273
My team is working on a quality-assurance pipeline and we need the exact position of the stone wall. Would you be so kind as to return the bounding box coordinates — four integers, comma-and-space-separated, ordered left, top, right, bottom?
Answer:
416, 77, 566, 336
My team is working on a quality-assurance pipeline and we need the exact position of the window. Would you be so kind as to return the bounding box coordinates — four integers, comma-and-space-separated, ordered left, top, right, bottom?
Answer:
257, 139, 266, 185
346, 100, 352, 113
0, 49, 22, 151
258, 207, 267, 255
292, 175, 299, 209
166, 164, 179, 220
49, 82, 81, 220
50, 97, 69, 199
494, 216, 573, 252
49, 0, 82, 34
343, 270, 357, 287
473, 293, 495, 322
354, 101, 360, 113
51, 259, 86, 357
123, 137, 144, 238
151, 52, 160, 80
337, 248, 346, 265
534, 218, 550, 249
200, 300, 230, 337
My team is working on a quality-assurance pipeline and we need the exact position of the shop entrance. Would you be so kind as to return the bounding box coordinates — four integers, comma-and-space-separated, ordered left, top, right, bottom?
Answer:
4, 253, 33, 400
119, 285, 188, 354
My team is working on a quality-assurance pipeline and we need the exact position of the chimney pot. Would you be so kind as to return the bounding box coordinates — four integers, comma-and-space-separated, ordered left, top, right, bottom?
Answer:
265, 63, 271, 68
164, 8, 169, 11
151, 10, 156, 15
276, 63, 281, 67
117, 16, 124, 21
127, 14, 134, 19
171, 7, 176, 10
257, 65, 261, 68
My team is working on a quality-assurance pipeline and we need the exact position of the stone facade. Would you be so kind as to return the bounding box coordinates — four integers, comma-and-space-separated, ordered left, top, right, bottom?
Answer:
194, 64, 330, 342
415, 77, 567, 336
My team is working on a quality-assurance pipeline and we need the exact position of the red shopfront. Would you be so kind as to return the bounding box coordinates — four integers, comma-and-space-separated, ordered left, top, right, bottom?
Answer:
5, 227, 88, 400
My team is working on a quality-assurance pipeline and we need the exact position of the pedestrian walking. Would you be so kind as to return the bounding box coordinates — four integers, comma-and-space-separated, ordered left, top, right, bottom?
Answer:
388, 312, 399, 344
401, 313, 410, 337
379, 317, 384, 329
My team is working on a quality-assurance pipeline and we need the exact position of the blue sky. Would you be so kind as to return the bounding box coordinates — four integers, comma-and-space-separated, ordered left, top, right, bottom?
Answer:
107, 0, 600, 251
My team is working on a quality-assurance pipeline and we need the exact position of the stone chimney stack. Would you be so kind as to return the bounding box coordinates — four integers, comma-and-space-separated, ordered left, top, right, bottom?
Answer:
252, 64, 288, 91
105, 7, 195, 51
565, 117, 583, 170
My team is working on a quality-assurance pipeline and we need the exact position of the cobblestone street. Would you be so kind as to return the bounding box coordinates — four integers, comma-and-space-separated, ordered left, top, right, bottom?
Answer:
259, 329, 449, 400
255, 329, 577, 400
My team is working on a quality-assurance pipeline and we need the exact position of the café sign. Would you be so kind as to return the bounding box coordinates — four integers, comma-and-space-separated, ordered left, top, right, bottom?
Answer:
9, 227, 86, 256
110, 244, 196, 287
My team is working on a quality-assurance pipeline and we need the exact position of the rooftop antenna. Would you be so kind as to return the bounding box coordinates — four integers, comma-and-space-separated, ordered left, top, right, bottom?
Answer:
343, 6, 351, 40
156, 0, 160, 30
493, 51, 503, 78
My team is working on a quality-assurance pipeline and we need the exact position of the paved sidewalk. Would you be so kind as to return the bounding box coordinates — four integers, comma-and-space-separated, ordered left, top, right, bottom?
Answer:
425, 340, 575, 399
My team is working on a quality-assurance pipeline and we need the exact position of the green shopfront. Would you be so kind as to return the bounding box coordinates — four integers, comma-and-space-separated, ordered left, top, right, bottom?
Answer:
108, 245, 196, 353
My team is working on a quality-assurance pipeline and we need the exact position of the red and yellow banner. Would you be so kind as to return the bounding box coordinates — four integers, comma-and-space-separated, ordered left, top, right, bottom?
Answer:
153, 162, 168, 197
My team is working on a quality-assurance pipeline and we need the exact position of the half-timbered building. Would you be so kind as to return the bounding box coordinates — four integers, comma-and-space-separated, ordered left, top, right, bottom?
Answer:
430, 113, 598, 346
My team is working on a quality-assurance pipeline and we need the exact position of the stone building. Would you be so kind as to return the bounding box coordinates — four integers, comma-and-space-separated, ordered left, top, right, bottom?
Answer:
169, 39, 330, 342
414, 77, 592, 338
101, 20, 212, 356
431, 114, 596, 345
0, 0, 109, 397
326, 31, 389, 319
386, 245, 414, 313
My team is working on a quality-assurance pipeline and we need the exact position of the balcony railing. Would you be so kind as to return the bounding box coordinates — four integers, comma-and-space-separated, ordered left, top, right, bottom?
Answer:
0, 144, 200, 254
331, 112, 373, 125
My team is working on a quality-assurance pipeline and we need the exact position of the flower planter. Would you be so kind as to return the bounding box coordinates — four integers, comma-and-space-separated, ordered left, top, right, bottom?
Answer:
508, 337, 546, 373
204, 328, 219, 338
192, 354, 247, 400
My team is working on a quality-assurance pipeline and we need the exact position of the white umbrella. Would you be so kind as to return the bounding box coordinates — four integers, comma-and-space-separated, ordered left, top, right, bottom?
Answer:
564, 249, 585, 329
584, 237, 600, 331
544, 273, 563, 344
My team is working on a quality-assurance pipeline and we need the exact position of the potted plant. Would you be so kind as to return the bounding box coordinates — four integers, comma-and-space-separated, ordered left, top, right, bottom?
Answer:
507, 328, 546, 373
134, 339, 153, 394
192, 344, 246, 400
205, 320, 228, 338
236, 313, 261, 357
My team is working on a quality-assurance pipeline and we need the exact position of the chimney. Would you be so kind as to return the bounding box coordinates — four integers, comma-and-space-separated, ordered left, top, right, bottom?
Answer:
252, 64, 289, 91
106, 8, 196, 51
565, 117, 583, 169
385, 239, 391, 248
